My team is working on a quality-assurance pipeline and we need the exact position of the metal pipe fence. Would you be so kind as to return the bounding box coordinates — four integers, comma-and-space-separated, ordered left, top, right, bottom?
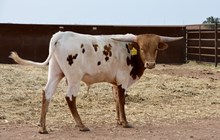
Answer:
186, 23, 220, 66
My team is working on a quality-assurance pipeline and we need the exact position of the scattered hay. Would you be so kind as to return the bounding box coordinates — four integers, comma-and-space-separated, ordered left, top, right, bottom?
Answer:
1, 62, 220, 127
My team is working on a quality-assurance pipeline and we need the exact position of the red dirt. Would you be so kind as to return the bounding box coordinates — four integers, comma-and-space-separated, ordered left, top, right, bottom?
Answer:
1, 119, 220, 140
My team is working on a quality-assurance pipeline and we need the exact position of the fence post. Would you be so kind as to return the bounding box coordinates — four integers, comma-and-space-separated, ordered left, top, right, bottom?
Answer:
186, 29, 188, 62
199, 25, 201, 62
215, 23, 218, 67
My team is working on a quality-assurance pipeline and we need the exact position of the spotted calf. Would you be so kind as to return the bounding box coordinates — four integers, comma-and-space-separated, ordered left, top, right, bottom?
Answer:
9, 31, 183, 134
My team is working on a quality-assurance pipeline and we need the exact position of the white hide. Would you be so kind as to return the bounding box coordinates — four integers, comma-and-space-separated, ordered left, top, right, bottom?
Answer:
11, 31, 138, 100
51, 32, 138, 99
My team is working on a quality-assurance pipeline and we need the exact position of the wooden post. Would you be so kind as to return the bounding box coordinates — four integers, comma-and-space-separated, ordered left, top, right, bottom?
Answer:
199, 25, 201, 62
186, 30, 188, 62
215, 23, 218, 67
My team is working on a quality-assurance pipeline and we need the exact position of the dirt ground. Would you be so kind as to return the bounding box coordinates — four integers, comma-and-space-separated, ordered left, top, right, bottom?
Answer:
1, 119, 220, 140
1, 61, 220, 140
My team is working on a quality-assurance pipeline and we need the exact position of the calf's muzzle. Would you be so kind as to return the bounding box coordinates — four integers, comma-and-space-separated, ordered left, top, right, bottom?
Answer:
144, 62, 155, 69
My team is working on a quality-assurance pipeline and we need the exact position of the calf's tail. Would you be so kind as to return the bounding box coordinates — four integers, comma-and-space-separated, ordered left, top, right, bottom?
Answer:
9, 31, 63, 67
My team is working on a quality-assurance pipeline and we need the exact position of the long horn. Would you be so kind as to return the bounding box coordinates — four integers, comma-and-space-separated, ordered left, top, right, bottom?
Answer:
111, 34, 137, 42
160, 36, 183, 42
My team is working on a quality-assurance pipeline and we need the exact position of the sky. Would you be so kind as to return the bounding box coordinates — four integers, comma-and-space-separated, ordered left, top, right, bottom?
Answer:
0, 0, 219, 26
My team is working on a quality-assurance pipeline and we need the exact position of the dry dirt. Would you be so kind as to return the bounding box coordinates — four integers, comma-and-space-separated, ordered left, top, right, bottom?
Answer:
1, 61, 220, 140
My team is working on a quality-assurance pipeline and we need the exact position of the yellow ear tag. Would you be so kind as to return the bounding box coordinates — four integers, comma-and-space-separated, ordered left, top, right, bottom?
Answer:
131, 47, 137, 55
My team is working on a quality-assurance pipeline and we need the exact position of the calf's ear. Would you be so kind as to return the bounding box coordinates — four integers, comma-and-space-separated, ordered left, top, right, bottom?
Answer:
157, 42, 168, 51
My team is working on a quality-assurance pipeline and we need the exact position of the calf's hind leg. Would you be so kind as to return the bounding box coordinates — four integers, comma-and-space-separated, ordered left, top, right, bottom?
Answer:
38, 58, 64, 134
38, 74, 63, 134
38, 90, 49, 134
65, 82, 89, 131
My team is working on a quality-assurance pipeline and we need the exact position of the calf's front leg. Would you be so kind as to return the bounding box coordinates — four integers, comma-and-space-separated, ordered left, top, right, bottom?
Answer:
112, 85, 120, 125
116, 85, 133, 128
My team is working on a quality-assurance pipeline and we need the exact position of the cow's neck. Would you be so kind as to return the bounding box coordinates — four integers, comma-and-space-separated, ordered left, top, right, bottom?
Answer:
129, 45, 146, 80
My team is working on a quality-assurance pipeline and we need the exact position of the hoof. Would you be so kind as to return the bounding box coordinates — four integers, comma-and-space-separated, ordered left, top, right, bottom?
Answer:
75, 125, 90, 132
38, 127, 48, 134
122, 123, 133, 128
117, 121, 133, 128
79, 127, 90, 132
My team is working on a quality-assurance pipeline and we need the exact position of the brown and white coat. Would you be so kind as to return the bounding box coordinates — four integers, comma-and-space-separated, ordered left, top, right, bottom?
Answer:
10, 31, 183, 133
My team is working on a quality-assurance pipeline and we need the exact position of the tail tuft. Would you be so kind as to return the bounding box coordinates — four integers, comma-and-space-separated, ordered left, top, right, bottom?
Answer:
9, 51, 49, 66
9, 52, 27, 65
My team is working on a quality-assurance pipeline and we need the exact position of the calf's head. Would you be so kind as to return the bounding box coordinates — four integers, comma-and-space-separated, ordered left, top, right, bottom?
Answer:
112, 34, 183, 69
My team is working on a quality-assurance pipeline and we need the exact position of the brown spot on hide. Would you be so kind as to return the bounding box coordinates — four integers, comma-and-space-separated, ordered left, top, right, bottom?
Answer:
81, 44, 85, 54
126, 44, 130, 54
105, 57, 109, 62
103, 44, 112, 61
67, 55, 73, 66
93, 44, 98, 52
125, 43, 146, 80
104, 45, 111, 52
97, 61, 101, 66
129, 54, 145, 80
82, 48, 85, 54
55, 41, 58, 46
103, 51, 108, 56
72, 54, 78, 59
126, 56, 131, 66
67, 54, 78, 66
109, 51, 112, 57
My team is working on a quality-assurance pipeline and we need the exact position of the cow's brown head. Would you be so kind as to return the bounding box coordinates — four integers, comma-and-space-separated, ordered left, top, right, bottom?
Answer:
112, 34, 183, 69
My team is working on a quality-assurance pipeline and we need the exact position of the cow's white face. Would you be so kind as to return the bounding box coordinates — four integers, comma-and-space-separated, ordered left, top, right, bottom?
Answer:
136, 34, 168, 69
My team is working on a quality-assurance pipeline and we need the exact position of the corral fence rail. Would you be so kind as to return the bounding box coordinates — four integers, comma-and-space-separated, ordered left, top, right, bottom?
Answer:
2, 23, 220, 66
0, 23, 185, 64
186, 23, 220, 66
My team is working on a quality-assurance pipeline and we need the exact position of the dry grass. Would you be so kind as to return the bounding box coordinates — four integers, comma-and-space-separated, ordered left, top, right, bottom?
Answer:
1, 62, 220, 128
